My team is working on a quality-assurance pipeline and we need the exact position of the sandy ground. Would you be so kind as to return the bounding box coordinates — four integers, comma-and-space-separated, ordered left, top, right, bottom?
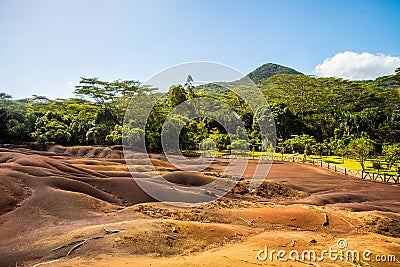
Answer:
0, 145, 399, 267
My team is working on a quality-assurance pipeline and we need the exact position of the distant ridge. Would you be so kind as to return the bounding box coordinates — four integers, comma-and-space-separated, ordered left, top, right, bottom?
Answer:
246, 63, 302, 84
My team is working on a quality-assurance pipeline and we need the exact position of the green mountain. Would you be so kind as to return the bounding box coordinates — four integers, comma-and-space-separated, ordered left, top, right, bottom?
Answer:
246, 63, 302, 84
196, 63, 302, 95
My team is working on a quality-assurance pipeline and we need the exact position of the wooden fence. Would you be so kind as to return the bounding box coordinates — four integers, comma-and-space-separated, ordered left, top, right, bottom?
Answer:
274, 155, 400, 184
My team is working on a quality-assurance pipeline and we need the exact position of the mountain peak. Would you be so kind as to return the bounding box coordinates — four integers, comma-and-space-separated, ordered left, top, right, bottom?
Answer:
247, 63, 302, 84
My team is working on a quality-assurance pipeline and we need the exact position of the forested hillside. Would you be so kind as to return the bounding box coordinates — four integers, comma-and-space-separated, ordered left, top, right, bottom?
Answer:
247, 63, 302, 84
1, 64, 399, 159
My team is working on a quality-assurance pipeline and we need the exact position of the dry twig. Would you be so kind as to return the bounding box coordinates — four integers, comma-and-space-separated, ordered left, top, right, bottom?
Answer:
66, 240, 86, 256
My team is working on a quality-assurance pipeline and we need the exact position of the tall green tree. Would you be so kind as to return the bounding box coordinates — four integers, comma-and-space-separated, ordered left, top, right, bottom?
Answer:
347, 133, 374, 171
74, 77, 115, 105
167, 85, 187, 108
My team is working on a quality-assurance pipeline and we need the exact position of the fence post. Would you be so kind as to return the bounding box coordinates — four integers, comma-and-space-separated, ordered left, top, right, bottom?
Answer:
383, 173, 386, 182
334, 165, 337, 172
327, 163, 330, 170
345, 168, 347, 175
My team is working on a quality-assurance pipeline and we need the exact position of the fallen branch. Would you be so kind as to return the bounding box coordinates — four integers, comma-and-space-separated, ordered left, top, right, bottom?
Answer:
104, 225, 125, 235
52, 240, 85, 252
50, 226, 123, 259
66, 240, 86, 256
91, 236, 105, 240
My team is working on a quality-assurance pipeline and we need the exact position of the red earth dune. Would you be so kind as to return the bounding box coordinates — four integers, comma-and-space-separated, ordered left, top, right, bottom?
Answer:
0, 145, 399, 267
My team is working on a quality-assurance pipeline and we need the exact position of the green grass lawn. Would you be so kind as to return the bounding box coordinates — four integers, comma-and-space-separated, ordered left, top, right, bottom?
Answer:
308, 155, 398, 175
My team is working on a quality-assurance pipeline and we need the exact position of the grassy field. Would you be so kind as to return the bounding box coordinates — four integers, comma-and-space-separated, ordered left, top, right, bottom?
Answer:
308, 155, 399, 175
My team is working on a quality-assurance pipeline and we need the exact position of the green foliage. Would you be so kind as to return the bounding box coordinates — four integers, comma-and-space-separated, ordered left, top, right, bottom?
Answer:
183, 119, 209, 150
375, 67, 400, 88
6, 118, 31, 141
74, 77, 115, 104
383, 143, 400, 168
32, 118, 71, 144
167, 85, 187, 108
372, 160, 383, 173
312, 142, 328, 158
68, 118, 93, 145
347, 133, 374, 171
74, 77, 143, 105
329, 130, 349, 163
123, 126, 145, 149
209, 129, 230, 151
269, 102, 303, 139
262, 74, 399, 141
0, 108, 11, 142
106, 124, 123, 144
228, 139, 250, 156
95, 108, 116, 125
86, 124, 112, 145
283, 134, 316, 156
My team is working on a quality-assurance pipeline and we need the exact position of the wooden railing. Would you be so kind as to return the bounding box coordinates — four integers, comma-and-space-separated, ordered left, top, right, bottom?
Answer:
273, 156, 400, 184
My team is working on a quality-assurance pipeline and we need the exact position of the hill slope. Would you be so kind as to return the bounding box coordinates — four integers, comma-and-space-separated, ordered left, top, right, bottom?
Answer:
247, 63, 302, 84
196, 63, 302, 94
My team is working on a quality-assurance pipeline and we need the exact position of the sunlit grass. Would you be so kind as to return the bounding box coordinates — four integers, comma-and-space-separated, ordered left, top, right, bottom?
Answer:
308, 155, 398, 175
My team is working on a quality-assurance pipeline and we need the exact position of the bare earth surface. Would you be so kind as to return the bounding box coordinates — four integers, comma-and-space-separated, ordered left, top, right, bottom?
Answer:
0, 145, 399, 267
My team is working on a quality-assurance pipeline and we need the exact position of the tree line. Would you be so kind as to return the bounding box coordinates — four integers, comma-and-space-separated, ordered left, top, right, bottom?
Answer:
0, 68, 399, 169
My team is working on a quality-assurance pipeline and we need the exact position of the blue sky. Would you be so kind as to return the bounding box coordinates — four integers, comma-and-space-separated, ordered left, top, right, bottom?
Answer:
1, 0, 400, 99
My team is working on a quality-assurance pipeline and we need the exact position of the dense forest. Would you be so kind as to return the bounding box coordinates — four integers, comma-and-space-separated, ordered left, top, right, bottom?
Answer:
1, 63, 400, 167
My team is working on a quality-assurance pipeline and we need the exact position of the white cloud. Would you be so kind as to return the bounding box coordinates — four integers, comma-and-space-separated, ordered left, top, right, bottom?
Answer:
67, 81, 75, 85
315, 51, 400, 80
